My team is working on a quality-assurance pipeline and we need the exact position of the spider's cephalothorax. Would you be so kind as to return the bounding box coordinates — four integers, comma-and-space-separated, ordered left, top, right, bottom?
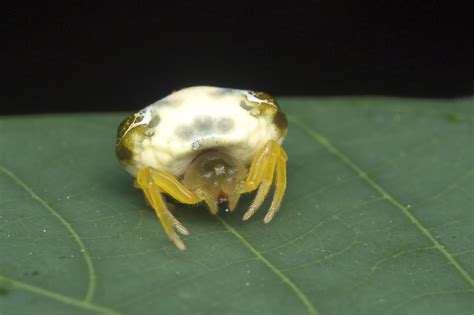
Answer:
116, 86, 288, 250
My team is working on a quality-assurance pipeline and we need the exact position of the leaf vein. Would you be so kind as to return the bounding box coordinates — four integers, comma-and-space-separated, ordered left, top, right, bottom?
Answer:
217, 217, 320, 315
0, 165, 97, 302
382, 288, 474, 315
290, 116, 474, 288
0, 275, 119, 315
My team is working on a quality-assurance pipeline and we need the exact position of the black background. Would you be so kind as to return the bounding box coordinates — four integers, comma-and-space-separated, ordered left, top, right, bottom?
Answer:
2, 1, 473, 115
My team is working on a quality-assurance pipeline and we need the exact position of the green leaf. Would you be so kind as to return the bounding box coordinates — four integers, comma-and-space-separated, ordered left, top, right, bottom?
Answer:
1, 97, 473, 315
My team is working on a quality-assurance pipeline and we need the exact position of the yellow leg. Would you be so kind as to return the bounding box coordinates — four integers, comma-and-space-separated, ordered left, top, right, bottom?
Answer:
147, 169, 201, 204
242, 140, 288, 222
228, 186, 244, 212
135, 167, 202, 250
244, 142, 272, 192
264, 150, 287, 223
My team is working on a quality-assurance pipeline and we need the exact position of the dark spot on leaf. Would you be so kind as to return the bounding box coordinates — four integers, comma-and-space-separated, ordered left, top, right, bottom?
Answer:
0, 288, 9, 296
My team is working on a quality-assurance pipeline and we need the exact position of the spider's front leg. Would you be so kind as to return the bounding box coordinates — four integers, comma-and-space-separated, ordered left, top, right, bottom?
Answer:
241, 140, 288, 223
135, 167, 202, 250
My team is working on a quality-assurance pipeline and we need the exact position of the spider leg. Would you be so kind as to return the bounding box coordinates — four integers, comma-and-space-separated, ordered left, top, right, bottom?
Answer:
241, 140, 288, 222
264, 149, 287, 223
228, 187, 244, 212
135, 167, 201, 250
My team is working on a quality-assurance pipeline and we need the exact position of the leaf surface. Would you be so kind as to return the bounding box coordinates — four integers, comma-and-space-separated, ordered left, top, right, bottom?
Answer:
1, 97, 473, 315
